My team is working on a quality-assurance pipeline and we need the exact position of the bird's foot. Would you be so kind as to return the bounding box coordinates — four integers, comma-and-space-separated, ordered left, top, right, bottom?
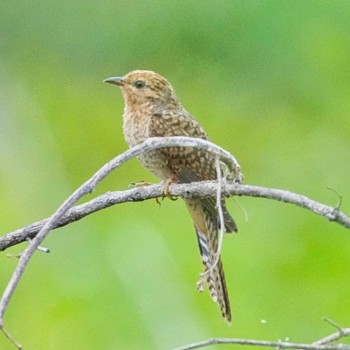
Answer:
161, 178, 178, 201
225, 169, 244, 184
129, 181, 163, 205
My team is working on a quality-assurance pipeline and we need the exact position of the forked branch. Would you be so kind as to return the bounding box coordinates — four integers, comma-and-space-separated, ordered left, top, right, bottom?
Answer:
175, 318, 350, 350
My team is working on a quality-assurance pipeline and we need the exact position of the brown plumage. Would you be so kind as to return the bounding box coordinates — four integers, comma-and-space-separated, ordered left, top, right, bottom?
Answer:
104, 70, 242, 322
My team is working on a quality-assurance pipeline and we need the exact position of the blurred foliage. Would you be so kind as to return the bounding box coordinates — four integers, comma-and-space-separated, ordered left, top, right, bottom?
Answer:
1, 1, 350, 349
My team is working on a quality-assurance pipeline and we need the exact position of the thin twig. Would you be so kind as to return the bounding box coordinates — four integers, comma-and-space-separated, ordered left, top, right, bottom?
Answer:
214, 158, 226, 263
175, 318, 350, 350
212, 158, 226, 269
323, 317, 344, 331
312, 318, 350, 346
198, 158, 226, 281
174, 336, 350, 350
198, 158, 226, 283
0, 325, 22, 349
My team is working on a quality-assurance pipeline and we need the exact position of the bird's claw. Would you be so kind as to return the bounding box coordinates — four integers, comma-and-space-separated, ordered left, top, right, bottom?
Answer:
161, 178, 178, 201
128, 181, 164, 205
165, 195, 178, 201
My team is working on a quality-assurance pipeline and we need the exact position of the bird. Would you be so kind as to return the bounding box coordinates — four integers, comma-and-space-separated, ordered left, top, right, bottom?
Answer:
104, 70, 242, 322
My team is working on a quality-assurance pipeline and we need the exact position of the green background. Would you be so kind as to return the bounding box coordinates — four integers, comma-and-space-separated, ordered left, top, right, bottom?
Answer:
1, 1, 350, 349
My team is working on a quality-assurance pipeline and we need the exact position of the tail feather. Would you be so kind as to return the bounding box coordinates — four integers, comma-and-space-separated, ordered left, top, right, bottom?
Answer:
185, 198, 232, 323
196, 229, 231, 322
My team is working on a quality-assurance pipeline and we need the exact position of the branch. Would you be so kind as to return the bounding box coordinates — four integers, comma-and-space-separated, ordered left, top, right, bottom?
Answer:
174, 336, 350, 350
313, 318, 350, 346
175, 319, 350, 350
1, 181, 349, 252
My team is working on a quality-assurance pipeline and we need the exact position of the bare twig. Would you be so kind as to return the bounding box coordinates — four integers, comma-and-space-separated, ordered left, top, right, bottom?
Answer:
312, 318, 350, 346
174, 336, 350, 350
1, 181, 349, 252
174, 318, 350, 350
197, 157, 226, 282
214, 158, 226, 262
0, 325, 22, 349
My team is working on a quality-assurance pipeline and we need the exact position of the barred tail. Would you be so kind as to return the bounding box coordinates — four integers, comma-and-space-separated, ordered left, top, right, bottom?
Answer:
196, 228, 231, 323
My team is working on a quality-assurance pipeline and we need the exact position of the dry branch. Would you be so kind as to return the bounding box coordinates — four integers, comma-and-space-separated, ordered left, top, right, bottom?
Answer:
175, 318, 350, 350
1, 181, 349, 252
174, 335, 350, 350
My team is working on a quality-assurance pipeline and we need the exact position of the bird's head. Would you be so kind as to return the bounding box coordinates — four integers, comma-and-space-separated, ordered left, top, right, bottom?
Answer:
104, 70, 180, 110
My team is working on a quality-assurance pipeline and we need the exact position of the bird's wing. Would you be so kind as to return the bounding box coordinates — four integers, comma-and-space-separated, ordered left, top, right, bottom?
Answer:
149, 110, 237, 233
149, 110, 208, 139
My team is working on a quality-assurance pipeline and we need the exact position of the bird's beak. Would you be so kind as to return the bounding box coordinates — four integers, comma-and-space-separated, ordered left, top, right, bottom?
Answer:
103, 76, 124, 86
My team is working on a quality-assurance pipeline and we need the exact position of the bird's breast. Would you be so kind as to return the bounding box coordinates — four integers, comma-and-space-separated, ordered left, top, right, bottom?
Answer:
123, 110, 149, 146
122, 110, 171, 180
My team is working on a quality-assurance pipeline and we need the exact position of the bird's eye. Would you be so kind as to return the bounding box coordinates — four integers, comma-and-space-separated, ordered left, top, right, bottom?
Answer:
134, 80, 146, 89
